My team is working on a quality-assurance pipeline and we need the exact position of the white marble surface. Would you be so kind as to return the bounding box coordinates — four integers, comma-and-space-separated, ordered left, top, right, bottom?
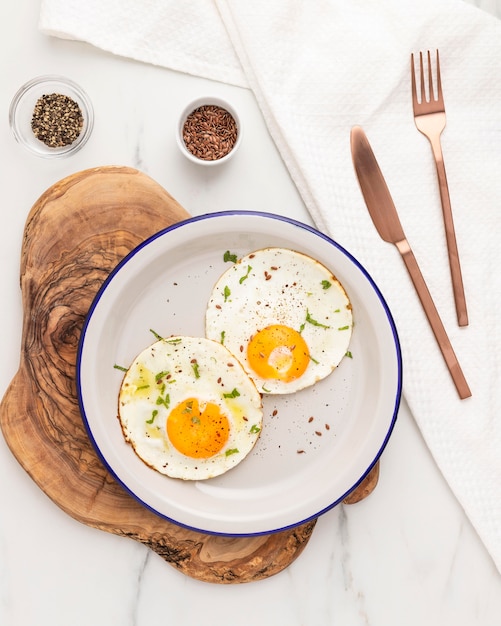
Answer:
1, 1, 500, 625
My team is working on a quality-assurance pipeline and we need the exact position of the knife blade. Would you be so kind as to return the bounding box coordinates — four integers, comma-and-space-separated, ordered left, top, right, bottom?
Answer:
350, 125, 471, 399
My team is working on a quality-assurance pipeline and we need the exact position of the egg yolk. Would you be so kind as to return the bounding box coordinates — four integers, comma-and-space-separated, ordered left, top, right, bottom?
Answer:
247, 325, 310, 382
166, 398, 230, 459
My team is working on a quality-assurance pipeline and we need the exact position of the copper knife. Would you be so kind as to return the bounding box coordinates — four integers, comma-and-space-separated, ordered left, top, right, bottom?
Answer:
350, 125, 471, 399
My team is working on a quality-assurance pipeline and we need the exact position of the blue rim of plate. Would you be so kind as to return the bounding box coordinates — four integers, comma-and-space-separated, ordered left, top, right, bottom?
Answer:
76, 210, 402, 536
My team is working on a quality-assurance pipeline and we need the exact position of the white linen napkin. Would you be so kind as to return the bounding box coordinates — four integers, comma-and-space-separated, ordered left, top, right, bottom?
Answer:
39, 0, 501, 572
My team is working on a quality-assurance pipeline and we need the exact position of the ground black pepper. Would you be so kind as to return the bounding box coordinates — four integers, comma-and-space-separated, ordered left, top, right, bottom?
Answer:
31, 93, 84, 148
182, 104, 238, 161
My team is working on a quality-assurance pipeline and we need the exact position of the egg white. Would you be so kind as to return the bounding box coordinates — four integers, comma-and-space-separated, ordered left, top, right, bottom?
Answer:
205, 247, 353, 394
118, 336, 263, 480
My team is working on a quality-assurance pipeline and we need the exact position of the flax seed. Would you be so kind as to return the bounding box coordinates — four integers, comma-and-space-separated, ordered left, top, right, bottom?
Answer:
182, 105, 238, 161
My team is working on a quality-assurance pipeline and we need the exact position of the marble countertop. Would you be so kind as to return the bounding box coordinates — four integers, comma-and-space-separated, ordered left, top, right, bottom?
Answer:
1, 1, 500, 625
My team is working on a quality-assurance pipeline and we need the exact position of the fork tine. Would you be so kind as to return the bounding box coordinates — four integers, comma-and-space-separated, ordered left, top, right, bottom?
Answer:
435, 50, 443, 104
419, 51, 426, 103
411, 53, 418, 105
427, 50, 435, 102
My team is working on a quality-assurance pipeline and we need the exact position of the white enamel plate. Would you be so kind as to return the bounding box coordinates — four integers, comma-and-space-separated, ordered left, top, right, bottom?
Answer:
77, 211, 402, 535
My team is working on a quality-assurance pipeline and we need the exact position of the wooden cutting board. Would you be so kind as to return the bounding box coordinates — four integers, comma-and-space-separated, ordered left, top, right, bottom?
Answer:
0, 166, 378, 584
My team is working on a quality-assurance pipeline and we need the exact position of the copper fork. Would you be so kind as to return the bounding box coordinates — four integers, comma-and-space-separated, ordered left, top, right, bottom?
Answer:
411, 50, 468, 327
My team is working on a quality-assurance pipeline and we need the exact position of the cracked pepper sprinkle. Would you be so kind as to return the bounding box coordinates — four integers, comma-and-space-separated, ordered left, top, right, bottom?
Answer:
182, 104, 238, 161
31, 93, 84, 148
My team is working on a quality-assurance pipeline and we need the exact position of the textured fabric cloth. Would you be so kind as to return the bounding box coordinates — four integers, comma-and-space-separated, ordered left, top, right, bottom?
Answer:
40, 0, 501, 572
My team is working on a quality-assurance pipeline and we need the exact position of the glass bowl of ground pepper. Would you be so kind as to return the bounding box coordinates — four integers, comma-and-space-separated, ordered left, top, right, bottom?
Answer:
9, 75, 94, 158
177, 96, 242, 165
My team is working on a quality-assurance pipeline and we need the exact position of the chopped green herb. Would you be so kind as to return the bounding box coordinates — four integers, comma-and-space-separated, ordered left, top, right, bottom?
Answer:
182, 400, 194, 414
165, 337, 182, 344
334, 308, 340, 313
146, 409, 158, 424
156, 393, 170, 409
223, 388, 240, 399
223, 285, 231, 302
150, 329, 164, 340
309, 355, 319, 365
155, 370, 169, 381
191, 416, 201, 425
225, 448, 239, 457
220, 330, 226, 345
192, 362, 200, 379
224, 250, 238, 263
305, 309, 330, 329
136, 384, 150, 390
345, 350, 353, 358
262, 384, 271, 393
338, 325, 350, 331
113, 364, 127, 372
239, 265, 252, 284
321, 280, 332, 290
250, 424, 261, 434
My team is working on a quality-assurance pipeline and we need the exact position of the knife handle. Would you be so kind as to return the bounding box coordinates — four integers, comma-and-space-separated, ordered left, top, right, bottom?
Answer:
395, 238, 471, 399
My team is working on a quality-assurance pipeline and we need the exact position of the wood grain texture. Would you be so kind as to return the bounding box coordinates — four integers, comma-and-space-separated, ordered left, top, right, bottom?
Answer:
0, 166, 377, 583
343, 462, 380, 504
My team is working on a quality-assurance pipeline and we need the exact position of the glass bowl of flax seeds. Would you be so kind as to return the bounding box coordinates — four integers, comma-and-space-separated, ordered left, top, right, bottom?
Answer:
9, 75, 94, 158
177, 96, 242, 165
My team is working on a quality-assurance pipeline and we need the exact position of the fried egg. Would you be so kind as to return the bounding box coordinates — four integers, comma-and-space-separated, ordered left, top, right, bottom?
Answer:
205, 248, 353, 394
118, 336, 263, 480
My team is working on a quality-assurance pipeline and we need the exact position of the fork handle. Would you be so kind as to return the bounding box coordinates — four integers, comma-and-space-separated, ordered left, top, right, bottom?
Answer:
395, 238, 471, 399
429, 137, 469, 327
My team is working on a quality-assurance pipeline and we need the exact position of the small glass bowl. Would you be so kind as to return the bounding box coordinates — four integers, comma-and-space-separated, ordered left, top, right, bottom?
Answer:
176, 96, 242, 166
9, 75, 94, 158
